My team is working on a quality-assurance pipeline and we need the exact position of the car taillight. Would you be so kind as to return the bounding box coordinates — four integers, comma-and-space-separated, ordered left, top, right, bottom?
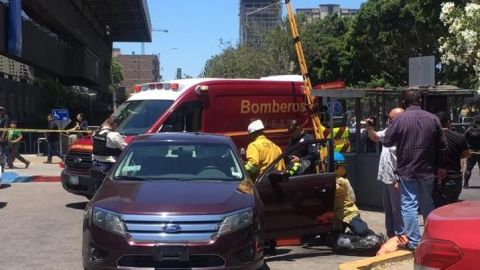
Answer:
414, 239, 463, 270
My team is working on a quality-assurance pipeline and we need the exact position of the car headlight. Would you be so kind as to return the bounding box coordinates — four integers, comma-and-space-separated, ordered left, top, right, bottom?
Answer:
218, 208, 253, 236
92, 207, 125, 236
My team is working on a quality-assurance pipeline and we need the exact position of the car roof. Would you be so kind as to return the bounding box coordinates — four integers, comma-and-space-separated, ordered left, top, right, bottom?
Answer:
133, 132, 234, 144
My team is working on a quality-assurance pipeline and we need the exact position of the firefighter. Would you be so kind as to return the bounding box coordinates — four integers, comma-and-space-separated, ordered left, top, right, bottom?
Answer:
333, 152, 364, 234
244, 120, 285, 180
331, 152, 384, 252
90, 115, 127, 180
285, 119, 319, 175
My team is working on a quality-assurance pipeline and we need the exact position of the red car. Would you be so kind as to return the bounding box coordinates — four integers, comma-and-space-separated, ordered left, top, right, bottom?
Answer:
414, 201, 480, 270
83, 133, 335, 270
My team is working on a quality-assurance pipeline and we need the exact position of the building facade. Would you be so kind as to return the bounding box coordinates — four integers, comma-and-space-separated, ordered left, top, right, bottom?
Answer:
239, 0, 282, 47
297, 4, 359, 23
0, 55, 34, 82
113, 48, 160, 92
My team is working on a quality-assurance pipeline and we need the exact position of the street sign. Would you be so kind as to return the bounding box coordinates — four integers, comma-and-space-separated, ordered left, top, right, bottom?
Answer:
409, 56, 435, 86
327, 99, 343, 115
52, 109, 69, 121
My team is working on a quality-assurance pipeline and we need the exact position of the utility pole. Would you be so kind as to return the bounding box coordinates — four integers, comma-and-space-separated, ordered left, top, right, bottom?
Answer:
141, 29, 168, 54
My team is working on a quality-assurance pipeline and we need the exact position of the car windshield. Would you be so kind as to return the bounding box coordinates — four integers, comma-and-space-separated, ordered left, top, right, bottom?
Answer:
113, 100, 174, 135
113, 141, 244, 182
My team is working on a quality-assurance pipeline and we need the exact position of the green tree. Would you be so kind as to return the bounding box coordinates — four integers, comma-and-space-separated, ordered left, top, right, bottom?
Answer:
299, 14, 353, 85
203, 14, 353, 85
347, 0, 474, 88
204, 27, 294, 78
110, 57, 124, 92
36, 79, 75, 122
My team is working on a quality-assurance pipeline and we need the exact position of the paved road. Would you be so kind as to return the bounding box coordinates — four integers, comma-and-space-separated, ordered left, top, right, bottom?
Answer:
0, 163, 478, 270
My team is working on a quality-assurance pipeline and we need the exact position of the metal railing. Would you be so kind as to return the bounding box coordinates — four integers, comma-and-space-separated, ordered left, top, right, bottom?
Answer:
0, 126, 99, 155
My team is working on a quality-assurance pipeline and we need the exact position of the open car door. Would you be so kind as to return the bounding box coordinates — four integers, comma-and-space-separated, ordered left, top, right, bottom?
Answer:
255, 139, 336, 240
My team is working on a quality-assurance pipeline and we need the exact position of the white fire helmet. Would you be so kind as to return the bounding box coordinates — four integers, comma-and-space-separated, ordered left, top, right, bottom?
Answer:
248, 120, 265, 134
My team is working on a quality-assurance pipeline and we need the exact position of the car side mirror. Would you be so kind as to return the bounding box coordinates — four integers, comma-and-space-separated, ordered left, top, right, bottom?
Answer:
267, 171, 289, 185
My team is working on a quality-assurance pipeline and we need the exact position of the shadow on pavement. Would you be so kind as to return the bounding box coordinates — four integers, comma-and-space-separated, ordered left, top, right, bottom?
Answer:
465, 186, 480, 189
66, 201, 88, 210
0, 202, 7, 209
267, 248, 291, 257
265, 248, 334, 262
327, 248, 378, 257
0, 184, 11, 189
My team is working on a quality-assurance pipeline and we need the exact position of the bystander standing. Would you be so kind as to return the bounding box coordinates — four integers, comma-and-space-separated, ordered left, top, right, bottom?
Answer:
6, 120, 30, 169
0, 107, 10, 173
69, 113, 89, 138
382, 89, 448, 250
44, 114, 64, 163
464, 116, 480, 189
433, 112, 470, 207
366, 108, 404, 239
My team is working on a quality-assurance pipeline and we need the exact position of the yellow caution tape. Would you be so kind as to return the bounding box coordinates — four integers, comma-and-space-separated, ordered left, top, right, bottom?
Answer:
0, 128, 95, 133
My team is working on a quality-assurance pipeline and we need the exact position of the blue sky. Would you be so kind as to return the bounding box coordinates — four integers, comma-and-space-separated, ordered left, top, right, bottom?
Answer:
114, 0, 365, 81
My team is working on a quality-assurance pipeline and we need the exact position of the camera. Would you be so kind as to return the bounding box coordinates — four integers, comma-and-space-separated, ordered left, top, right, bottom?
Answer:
365, 116, 376, 127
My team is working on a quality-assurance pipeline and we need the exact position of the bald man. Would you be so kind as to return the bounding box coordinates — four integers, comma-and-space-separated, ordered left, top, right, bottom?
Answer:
366, 108, 404, 239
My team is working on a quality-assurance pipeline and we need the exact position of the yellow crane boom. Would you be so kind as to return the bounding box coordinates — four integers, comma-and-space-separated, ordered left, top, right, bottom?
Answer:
284, 0, 324, 140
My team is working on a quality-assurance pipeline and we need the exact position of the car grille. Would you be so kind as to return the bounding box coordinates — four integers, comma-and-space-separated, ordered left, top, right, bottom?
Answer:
122, 213, 224, 244
65, 151, 92, 172
117, 254, 226, 268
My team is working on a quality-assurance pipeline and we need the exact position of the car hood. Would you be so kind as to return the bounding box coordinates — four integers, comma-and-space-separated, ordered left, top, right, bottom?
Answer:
424, 201, 480, 241
93, 180, 254, 215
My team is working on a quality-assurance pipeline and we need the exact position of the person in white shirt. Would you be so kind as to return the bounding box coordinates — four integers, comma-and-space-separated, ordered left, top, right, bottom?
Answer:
366, 108, 404, 238
91, 115, 126, 178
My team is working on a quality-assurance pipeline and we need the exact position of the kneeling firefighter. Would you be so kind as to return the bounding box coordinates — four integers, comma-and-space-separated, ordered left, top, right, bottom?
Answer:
331, 152, 385, 252
90, 115, 127, 183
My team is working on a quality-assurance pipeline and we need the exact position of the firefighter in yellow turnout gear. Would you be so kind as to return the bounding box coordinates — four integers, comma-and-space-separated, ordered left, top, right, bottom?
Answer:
333, 152, 362, 233
330, 152, 385, 252
244, 120, 285, 180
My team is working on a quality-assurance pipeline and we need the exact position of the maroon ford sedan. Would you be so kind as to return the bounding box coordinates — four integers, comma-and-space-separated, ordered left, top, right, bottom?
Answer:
83, 133, 335, 270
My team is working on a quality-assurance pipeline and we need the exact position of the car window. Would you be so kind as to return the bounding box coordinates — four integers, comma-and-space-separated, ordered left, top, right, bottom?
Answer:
114, 100, 174, 135
160, 101, 202, 132
113, 142, 244, 181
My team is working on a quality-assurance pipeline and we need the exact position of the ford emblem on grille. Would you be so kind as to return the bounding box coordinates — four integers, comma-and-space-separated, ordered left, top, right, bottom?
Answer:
161, 224, 181, 233
73, 157, 83, 164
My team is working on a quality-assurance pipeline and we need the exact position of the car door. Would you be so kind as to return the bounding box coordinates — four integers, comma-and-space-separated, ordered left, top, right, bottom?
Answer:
255, 140, 336, 239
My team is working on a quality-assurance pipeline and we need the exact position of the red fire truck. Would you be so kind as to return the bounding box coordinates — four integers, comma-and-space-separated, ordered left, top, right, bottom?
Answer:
62, 76, 350, 198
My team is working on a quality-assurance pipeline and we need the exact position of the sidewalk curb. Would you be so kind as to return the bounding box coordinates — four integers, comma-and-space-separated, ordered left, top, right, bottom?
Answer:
338, 250, 413, 270
2, 173, 61, 183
